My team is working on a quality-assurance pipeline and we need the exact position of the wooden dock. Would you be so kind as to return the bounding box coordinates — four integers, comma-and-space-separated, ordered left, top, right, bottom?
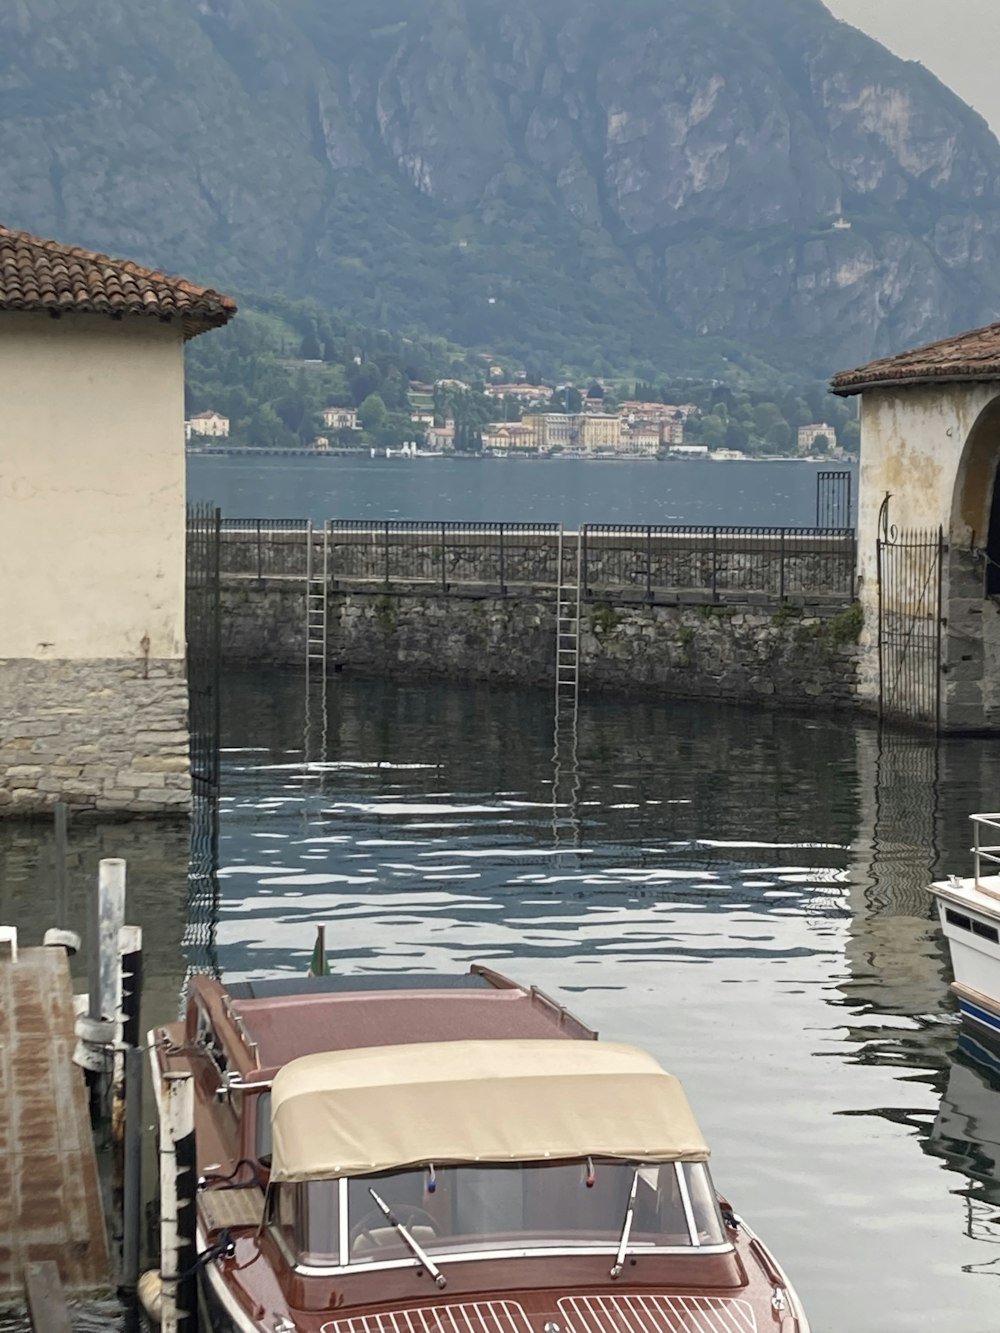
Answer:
0, 945, 109, 1296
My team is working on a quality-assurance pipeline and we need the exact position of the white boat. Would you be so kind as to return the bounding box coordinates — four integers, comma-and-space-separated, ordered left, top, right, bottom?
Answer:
929, 813, 1000, 1040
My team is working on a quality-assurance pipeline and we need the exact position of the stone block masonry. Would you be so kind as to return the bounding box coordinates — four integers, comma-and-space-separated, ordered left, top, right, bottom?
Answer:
0, 659, 190, 818
220, 578, 861, 711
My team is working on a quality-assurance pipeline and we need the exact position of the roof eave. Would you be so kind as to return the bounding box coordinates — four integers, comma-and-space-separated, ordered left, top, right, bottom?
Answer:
831, 371, 1000, 398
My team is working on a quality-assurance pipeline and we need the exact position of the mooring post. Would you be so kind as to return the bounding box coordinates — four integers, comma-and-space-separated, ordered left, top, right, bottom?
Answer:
53, 801, 69, 929
160, 1072, 198, 1333
113, 924, 143, 1280
121, 1046, 144, 1294
89, 858, 126, 1029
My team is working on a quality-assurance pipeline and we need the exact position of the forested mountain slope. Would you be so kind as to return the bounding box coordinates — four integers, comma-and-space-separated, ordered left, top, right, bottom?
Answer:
3, 0, 1000, 376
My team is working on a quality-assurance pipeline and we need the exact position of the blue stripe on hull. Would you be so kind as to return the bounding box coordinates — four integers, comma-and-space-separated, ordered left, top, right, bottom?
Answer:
958, 996, 1000, 1035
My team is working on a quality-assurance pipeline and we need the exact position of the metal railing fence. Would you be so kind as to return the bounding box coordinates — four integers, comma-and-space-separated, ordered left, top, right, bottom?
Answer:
217, 519, 856, 601
580, 524, 855, 600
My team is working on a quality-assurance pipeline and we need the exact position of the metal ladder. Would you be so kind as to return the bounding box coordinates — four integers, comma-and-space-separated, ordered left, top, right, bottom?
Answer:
305, 521, 329, 680
552, 529, 582, 855
304, 521, 330, 824
554, 527, 582, 717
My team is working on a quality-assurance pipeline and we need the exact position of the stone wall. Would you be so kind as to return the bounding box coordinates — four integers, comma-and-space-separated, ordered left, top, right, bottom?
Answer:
220, 579, 861, 711
0, 659, 190, 818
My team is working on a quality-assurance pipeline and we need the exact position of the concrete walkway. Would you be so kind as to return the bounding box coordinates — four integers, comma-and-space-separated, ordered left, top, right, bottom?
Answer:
0, 946, 109, 1296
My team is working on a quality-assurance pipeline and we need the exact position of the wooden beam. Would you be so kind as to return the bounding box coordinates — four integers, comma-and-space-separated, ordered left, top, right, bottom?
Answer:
23, 1262, 72, 1333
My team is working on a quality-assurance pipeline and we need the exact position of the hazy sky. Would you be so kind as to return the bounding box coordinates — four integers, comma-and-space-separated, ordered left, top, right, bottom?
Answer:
824, 0, 1000, 135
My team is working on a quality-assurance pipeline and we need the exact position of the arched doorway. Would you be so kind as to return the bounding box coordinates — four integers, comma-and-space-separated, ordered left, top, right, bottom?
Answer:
948, 394, 1000, 731
951, 394, 1000, 559
988, 467, 1000, 595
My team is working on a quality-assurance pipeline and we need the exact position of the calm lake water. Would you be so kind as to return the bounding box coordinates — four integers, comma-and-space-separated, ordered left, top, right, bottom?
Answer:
4, 669, 1000, 1332
187, 454, 854, 528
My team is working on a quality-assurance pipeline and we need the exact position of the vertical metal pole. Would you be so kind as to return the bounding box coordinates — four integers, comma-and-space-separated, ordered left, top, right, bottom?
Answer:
212, 508, 221, 791
384, 521, 390, 587
581, 525, 589, 597
779, 530, 786, 601
121, 1046, 143, 1292
711, 529, 718, 602
645, 526, 652, 602
256, 519, 262, 581
53, 801, 69, 928
440, 522, 447, 595
160, 1073, 198, 1333
499, 523, 506, 595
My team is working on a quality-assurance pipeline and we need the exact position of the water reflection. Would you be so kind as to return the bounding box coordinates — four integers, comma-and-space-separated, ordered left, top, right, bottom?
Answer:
199, 669, 1000, 1329
928, 1032, 1000, 1277
5, 668, 1000, 1329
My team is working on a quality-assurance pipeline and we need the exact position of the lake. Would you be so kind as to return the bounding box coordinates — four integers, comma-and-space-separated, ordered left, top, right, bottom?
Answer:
3, 667, 999, 1333
187, 454, 855, 528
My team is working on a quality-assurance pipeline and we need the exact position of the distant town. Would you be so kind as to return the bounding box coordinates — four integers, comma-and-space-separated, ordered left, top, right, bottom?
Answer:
186, 367, 847, 462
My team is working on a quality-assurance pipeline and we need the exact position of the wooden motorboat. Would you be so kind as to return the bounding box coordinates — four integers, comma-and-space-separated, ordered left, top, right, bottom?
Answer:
929, 812, 1000, 1041
148, 964, 810, 1333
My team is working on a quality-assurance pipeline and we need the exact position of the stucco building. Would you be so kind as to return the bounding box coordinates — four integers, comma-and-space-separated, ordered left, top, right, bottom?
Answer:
833, 322, 1000, 732
0, 224, 235, 815
321, 407, 360, 431
797, 422, 837, 454
185, 409, 230, 439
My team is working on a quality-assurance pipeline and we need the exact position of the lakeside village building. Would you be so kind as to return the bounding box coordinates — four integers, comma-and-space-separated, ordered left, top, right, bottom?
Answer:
184, 408, 229, 439
0, 223, 235, 816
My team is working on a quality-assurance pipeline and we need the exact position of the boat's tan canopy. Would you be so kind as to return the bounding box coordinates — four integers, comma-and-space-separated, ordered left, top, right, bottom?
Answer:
269, 1038, 709, 1183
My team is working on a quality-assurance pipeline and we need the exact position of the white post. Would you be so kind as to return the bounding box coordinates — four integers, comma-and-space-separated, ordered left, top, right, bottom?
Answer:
160, 1071, 196, 1333
98, 858, 127, 1026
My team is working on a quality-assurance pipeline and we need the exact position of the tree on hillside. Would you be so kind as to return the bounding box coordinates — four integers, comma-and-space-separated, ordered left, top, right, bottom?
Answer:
350, 362, 384, 405
359, 393, 388, 432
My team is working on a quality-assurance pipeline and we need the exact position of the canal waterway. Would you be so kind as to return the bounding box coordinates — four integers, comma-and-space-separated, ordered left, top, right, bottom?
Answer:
187, 454, 854, 528
2, 668, 999, 1332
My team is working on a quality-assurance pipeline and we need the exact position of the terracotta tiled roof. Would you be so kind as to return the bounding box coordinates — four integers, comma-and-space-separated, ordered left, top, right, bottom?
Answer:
832, 320, 1000, 396
0, 224, 236, 338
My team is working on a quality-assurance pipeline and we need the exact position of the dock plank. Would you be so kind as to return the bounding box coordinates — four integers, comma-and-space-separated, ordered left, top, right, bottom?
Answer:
24, 1261, 73, 1333
0, 948, 109, 1296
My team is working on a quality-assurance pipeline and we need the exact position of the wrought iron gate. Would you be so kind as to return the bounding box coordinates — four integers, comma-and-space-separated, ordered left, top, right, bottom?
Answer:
185, 503, 221, 978
816, 469, 853, 529
876, 499, 944, 729
186, 503, 221, 793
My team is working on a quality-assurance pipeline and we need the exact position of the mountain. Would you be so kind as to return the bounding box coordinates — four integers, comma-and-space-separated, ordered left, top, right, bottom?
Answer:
3, 0, 1000, 378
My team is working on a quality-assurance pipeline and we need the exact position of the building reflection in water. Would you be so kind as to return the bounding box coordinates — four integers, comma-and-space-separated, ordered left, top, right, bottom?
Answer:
928, 1032, 1000, 1275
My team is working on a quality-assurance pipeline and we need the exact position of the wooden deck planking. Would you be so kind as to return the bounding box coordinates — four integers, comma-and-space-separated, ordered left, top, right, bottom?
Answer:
0, 947, 109, 1296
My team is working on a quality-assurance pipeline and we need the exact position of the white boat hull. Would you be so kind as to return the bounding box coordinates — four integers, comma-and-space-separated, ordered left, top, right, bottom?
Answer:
930, 874, 1000, 1040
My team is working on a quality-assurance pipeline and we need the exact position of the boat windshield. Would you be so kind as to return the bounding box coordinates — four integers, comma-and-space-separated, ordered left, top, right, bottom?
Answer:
271, 1160, 726, 1269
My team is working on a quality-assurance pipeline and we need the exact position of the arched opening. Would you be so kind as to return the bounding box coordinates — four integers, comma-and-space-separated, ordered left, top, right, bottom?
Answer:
989, 468, 1000, 595
951, 395, 1000, 556
947, 393, 1000, 732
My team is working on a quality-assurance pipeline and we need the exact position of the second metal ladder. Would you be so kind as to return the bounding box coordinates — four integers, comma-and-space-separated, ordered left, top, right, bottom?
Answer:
552, 529, 582, 857
305, 521, 329, 679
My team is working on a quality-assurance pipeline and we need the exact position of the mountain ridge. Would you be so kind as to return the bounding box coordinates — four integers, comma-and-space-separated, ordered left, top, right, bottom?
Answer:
2, 0, 1000, 378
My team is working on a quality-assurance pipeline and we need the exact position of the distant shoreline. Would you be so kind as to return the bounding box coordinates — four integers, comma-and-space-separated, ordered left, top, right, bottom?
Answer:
187, 447, 851, 465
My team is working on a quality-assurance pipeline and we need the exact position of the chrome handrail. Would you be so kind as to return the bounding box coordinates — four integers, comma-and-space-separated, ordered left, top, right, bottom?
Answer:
971, 813, 1000, 885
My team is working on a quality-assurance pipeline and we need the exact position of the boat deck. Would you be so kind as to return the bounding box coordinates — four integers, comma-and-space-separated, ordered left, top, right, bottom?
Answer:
930, 874, 1000, 914
0, 946, 109, 1296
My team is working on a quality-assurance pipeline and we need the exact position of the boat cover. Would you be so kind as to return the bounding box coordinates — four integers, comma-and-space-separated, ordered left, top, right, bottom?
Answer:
269, 1038, 709, 1181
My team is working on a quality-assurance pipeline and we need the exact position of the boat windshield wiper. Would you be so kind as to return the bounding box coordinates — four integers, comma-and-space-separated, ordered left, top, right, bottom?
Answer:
366, 1188, 447, 1288
610, 1169, 639, 1279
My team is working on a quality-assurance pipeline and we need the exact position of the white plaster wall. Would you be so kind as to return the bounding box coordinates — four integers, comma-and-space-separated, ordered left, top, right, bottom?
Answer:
854, 383, 999, 704
0, 312, 186, 660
